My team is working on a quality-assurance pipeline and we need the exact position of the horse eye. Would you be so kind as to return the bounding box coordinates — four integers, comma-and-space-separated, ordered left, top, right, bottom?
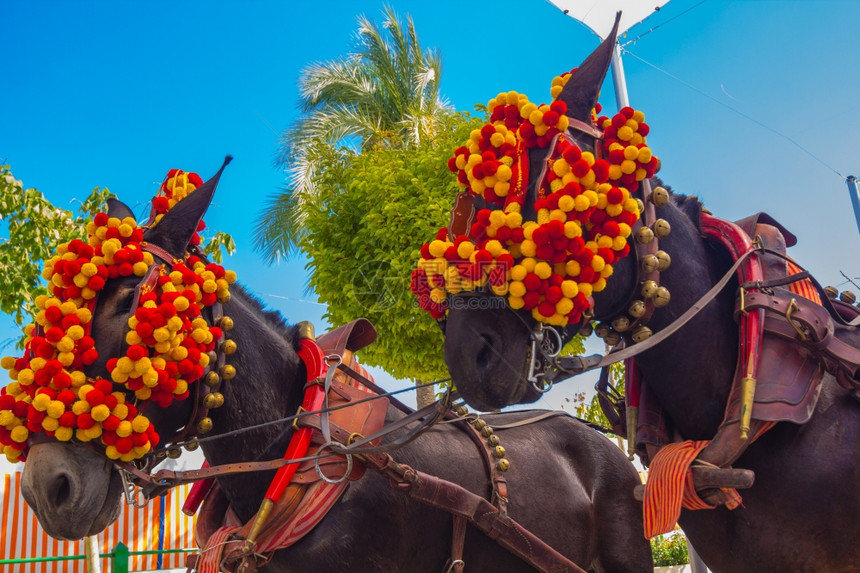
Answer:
115, 288, 137, 315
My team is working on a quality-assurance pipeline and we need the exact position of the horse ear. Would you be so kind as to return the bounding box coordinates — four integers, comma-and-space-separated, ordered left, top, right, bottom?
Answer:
106, 198, 135, 221
144, 156, 232, 257
557, 12, 621, 122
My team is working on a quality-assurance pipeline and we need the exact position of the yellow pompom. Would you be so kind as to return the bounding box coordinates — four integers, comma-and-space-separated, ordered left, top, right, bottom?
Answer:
484, 240, 504, 258
549, 209, 565, 223
520, 240, 536, 257
504, 212, 522, 229
55, 427, 74, 442
33, 393, 51, 412
579, 283, 593, 299
556, 298, 574, 316
11, 426, 29, 443
509, 281, 526, 297
510, 265, 528, 281
561, 280, 579, 298
534, 262, 553, 279
91, 404, 110, 422
520, 258, 537, 273
72, 400, 90, 415
47, 400, 65, 418
508, 296, 525, 310
558, 195, 575, 212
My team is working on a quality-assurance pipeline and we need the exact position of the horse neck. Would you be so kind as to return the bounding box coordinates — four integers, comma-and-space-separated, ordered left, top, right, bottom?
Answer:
198, 287, 305, 516
613, 198, 740, 439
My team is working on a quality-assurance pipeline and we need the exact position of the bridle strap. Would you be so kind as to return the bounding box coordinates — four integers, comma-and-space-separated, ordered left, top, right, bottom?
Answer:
549, 245, 761, 379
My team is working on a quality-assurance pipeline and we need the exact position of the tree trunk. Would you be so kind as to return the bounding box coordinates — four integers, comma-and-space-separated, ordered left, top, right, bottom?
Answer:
415, 379, 435, 409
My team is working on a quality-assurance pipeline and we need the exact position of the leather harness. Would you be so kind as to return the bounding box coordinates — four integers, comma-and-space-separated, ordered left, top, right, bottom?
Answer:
162, 318, 588, 573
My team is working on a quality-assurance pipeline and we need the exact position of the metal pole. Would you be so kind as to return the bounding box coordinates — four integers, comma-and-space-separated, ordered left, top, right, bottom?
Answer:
85, 536, 101, 573
846, 176, 860, 235
610, 41, 630, 109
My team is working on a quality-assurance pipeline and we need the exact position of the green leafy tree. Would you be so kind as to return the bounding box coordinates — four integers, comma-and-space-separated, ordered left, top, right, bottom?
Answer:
0, 165, 115, 327
300, 112, 483, 394
650, 530, 690, 566
0, 165, 234, 341
255, 6, 450, 262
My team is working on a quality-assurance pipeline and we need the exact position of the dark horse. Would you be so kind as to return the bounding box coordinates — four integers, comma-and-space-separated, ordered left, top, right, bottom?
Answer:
442, 21, 860, 573
15, 163, 651, 572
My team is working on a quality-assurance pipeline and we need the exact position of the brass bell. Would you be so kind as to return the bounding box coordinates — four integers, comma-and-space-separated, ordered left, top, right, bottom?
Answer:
635, 198, 646, 216
221, 339, 238, 355
493, 445, 506, 459
824, 285, 838, 299
651, 186, 670, 207
603, 331, 622, 347
197, 417, 214, 434
473, 418, 487, 430
611, 316, 630, 333
487, 434, 500, 446
481, 425, 493, 438
220, 364, 236, 380
636, 226, 655, 245
652, 286, 671, 308
203, 391, 225, 409
205, 371, 221, 387
640, 254, 659, 273
217, 293, 231, 304
628, 300, 646, 318
497, 459, 510, 472
457, 406, 469, 417
578, 322, 594, 337
655, 250, 671, 271
641, 280, 658, 299
594, 322, 612, 338
632, 325, 653, 343
167, 449, 181, 459
155, 450, 167, 459
296, 320, 314, 340
652, 219, 671, 238
184, 442, 199, 451
219, 316, 234, 332
840, 291, 856, 304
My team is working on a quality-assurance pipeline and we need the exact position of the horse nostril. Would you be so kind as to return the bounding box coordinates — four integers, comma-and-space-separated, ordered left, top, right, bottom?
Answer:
51, 473, 73, 508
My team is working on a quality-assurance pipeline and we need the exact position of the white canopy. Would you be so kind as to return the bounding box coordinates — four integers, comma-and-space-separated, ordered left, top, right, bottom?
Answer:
547, 0, 671, 39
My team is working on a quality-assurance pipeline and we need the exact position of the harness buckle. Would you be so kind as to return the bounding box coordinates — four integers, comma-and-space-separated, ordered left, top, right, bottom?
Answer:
785, 298, 808, 341
292, 406, 306, 430
119, 468, 149, 508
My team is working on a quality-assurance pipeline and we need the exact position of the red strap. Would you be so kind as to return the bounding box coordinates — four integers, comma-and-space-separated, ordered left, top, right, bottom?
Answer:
263, 339, 327, 502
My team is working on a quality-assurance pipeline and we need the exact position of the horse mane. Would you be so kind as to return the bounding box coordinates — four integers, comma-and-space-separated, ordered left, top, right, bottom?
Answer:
229, 282, 304, 348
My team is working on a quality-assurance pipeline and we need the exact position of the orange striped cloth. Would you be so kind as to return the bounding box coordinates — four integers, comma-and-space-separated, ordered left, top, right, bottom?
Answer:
642, 441, 741, 538
786, 260, 821, 304
197, 480, 349, 572
1, 471, 195, 572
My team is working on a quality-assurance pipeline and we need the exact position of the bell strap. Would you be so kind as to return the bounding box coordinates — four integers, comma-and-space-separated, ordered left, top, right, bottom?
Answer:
551, 246, 760, 379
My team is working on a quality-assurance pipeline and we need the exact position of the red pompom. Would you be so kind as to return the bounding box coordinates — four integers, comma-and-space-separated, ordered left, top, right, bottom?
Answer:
538, 301, 556, 318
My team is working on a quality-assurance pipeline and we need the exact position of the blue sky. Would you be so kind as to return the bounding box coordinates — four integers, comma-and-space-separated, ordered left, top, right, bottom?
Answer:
3, 0, 860, 416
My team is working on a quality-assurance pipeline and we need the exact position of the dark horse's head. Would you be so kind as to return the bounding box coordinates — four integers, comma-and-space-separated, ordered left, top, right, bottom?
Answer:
438, 19, 677, 411
16, 163, 231, 540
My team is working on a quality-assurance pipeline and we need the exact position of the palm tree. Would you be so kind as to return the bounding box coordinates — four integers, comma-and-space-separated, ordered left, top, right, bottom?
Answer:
254, 6, 450, 263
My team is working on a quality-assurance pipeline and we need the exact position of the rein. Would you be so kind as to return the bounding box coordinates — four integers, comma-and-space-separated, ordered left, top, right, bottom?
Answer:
547, 243, 762, 380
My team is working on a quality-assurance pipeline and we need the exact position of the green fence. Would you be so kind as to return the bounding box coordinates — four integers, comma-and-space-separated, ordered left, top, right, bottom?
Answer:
0, 542, 197, 572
